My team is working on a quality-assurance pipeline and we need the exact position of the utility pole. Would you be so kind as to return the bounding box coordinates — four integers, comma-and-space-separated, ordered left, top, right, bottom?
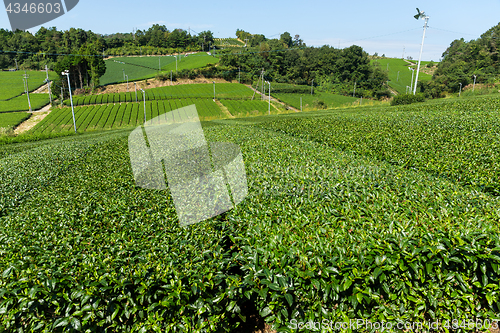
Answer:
261, 69, 264, 100
134, 82, 138, 102
409, 68, 415, 93
140, 89, 146, 123
311, 79, 314, 95
45, 65, 52, 105
61, 70, 77, 133
402, 46, 405, 59
353, 81, 356, 97
413, 10, 429, 95
14, 58, 18, 70
473, 75, 477, 92
122, 69, 125, 81
267, 81, 271, 114
23, 72, 32, 112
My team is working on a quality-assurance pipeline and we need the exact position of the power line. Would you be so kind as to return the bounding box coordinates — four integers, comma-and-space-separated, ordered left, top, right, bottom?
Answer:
340, 28, 422, 45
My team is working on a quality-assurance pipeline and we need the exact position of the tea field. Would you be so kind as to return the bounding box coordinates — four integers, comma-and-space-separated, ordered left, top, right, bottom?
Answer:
1, 95, 500, 332
0, 70, 56, 100
100, 53, 218, 86
0, 94, 50, 112
371, 58, 433, 94
273, 91, 360, 110
32, 98, 224, 133
65, 83, 254, 106
0, 112, 30, 130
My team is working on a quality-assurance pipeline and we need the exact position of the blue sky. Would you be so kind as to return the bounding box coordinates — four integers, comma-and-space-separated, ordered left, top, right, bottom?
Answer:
1, 0, 500, 61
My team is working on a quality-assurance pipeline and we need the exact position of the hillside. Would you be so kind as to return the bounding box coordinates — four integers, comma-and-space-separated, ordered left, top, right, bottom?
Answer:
431, 21, 500, 94
371, 58, 433, 94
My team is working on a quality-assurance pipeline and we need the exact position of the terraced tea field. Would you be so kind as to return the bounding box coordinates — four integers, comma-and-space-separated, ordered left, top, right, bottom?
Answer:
100, 53, 218, 86
0, 70, 56, 100
66, 83, 254, 106
33, 98, 223, 133
0, 112, 30, 130
273, 91, 360, 110
371, 58, 433, 94
0, 93, 50, 112
100, 55, 177, 86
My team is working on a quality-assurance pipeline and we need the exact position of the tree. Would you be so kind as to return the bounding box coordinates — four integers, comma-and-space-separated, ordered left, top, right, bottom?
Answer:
280, 32, 293, 48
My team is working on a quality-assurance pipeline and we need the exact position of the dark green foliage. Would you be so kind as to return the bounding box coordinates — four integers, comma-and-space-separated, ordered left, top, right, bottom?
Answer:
0, 112, 30, 131
2, 95, 500, 332
432, 22, 500, 93
391, 93, 425, 106
264, 83, 311, 94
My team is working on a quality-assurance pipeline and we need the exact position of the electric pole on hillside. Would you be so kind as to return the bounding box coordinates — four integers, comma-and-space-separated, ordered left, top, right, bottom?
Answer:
413, 8, 429, 95
62, 70, 77, 133
409, 67, 415, 93
23, 72, 32, 112
45, 65, 52, 105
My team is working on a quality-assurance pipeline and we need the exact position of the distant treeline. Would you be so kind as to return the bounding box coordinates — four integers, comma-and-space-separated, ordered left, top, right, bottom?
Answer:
0, 25, 214, 71
219, 32, 390, 99
422, 22, 500, 97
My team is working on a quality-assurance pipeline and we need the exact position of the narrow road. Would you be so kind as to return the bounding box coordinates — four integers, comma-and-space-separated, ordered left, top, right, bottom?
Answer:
14, 103, 52, 135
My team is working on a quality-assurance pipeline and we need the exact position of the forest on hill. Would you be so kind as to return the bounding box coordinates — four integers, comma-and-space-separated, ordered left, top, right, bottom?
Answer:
423, 22, 500, 97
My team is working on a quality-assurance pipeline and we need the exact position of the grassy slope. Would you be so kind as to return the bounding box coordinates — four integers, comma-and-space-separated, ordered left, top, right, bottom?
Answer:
160, 52, 219, 72
273, 91, 361, 110
1, 94, 500, 330
0, 94, 50, 112
0, 112, 30, 129
0, 70, 57, 100
100, 53, 218, 86
371, 58, 433, 94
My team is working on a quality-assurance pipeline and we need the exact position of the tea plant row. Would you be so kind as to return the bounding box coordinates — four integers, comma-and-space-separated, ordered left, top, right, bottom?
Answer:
65, 83, 254, 107
1, 100, 500, 331
33, 98, 223, 133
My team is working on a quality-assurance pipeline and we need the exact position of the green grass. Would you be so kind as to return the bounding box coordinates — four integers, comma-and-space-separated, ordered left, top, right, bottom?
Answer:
100, 56, 177, 86
273, 91, 361, 110
220, 99, 275, 117
100, 53, 219, 86
371, 58, 433, 94
0, 94, 50, 112
0, 70, 57, 100
160, 52, 219, 72
3, 94, 500, 331
0, 112, 30, 130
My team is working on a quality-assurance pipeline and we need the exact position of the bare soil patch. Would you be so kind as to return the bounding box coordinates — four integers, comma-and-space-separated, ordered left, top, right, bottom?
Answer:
14, 104, 51, 134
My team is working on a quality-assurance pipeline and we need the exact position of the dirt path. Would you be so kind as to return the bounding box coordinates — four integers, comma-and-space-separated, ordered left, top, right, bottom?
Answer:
32, 83, 49, 94
14, 104, 51, 135
214, 100, 235, 118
